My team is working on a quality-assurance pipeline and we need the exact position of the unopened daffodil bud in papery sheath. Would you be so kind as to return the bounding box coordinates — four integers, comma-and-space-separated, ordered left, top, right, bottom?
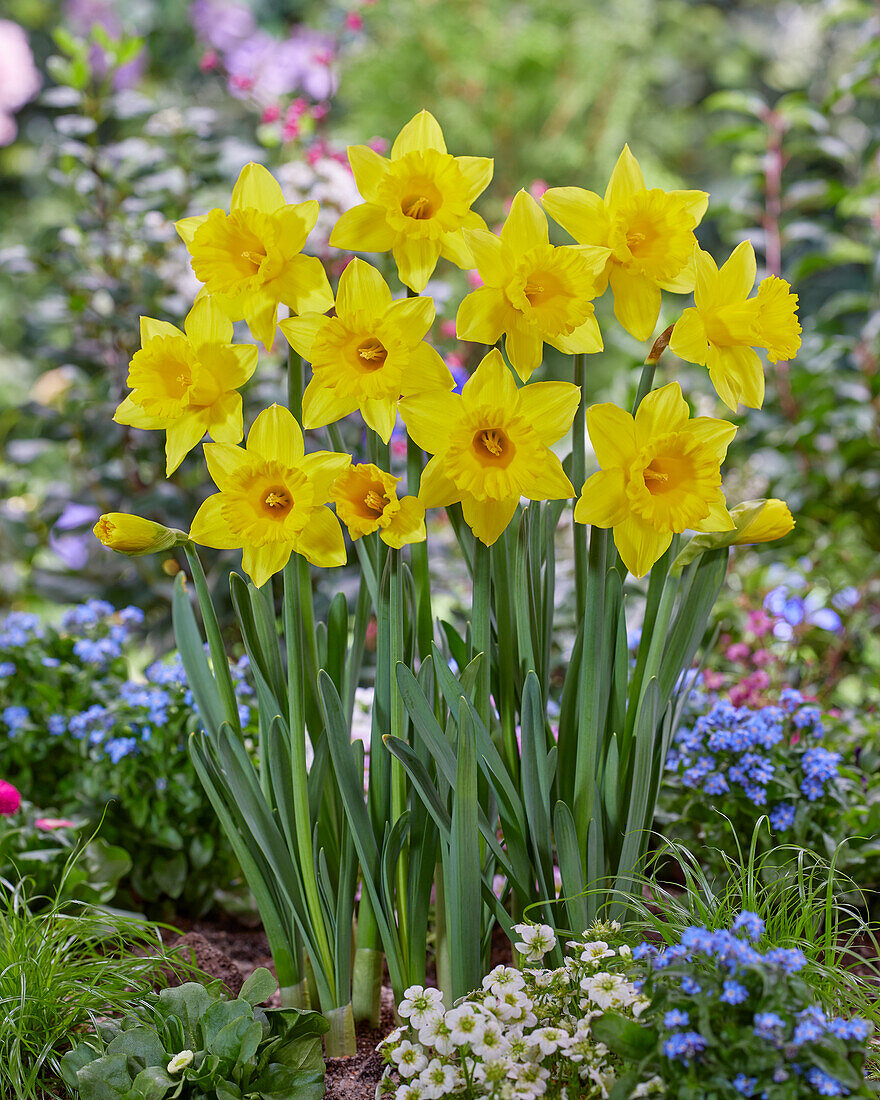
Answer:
93, 513, 188, 556
672, 498, 794, 573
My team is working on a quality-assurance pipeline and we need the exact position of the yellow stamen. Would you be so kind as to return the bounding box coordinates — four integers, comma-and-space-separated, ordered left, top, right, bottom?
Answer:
643, 468, 668, 483
364, 490, 387, 514
480, 429, 505, 456
264, 490, 289, 509
402, 196, 431, 220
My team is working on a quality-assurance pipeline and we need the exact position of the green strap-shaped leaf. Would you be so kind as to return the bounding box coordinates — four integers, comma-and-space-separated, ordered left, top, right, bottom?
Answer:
448, 703, 482, 999
172, 573, 224, 737
554, 800, 589, 935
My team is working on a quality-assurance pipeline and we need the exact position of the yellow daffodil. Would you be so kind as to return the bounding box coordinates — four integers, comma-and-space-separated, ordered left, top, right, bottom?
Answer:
94, 514, 186, 555
456, 190, 609, 382
114, 299, 257, 475
574, 382, 736, 578
542, 145, 709, 342
399, 348, 578, 545
333, 463, 426, 548
672, 497, 794, 572
189, 404, 350, 586
176, 163, 334, 350
329, 110, 493, 293
280, 259, 453, 443
670, 242, 801, 411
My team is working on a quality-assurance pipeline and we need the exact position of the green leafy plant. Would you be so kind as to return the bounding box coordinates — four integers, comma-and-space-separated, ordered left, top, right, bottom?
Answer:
62, 968, 329, 1100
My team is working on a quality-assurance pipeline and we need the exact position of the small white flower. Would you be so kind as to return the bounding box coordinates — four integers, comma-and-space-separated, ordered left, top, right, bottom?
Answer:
513, 923, 557, 962
618, 944, 632, 958
395, 1083, 426, 1100
379, 1026, 406, 1051
418, 1057, 459, 1099
579, 940, 615, 966
580, 971, 629, 1010
507, 1061, 550, 1097
391, 1040, 429, 1078
418, 1014, 455, 1056
473, 1058, 514, 1087
445, 1004, 486, 1046
399, 986, 446, 1029
473, 1018, 511, 1061
529, 1025, 567, 1057
483, 965, 526, 996
166, 1049, 194, 1075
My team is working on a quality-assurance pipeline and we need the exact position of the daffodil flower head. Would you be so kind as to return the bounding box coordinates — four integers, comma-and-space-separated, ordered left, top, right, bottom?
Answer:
329, 110, 494, 293
189, 403, 350, 586
93, 513, 186, 555
574, 382, 737, 578
333, 463, 426, 548
176, 163, 334, 350
280, 259, 453, 443
456, 190, 609, 382
670, 241, 801, 411
400, 348, 579, 545
542, 145, 709, 342
114, 299, 258, 475
672, 497, 794, 572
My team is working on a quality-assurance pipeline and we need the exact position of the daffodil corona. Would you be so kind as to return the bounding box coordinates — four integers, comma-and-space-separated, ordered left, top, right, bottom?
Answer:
176, 163, 334, 349
189, 404, 350, 586
542, 145, 709, 342
333, 464, 426, 548
280, 259, 453, 443
114, 299, 257, 475
670, 242, 801, 411
456, 190, 609, 382
400, 348, 579, 545
329, 110, 494, 293
574, 382, 737, 578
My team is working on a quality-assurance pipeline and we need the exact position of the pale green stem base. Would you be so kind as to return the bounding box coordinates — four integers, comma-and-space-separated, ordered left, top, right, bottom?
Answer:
324, 1002, 357, 1058
279, 979, 310, 1009
434, 863, 452, 1007
352, 947, 384, 1027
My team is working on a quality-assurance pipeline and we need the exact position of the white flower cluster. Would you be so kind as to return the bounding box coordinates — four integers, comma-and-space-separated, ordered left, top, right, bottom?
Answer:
376, 921, 661, 1100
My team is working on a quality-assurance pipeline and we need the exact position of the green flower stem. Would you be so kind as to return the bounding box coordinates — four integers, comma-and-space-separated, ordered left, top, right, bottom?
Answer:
183, 545, 240, 733
572, 353, 588, 623
288, 341, 304, 423
404, 285, 433, 660
351, 943, 383, 1026
282, 559, 335, 995
279, 978, 310, 1009
387, 547, 409, 962
472, 537, 492, 729
493, 531, 519, 779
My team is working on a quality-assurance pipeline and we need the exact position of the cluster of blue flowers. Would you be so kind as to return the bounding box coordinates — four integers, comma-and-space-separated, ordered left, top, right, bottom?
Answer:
637, 912, 873, 1097
666, 691, 838, 828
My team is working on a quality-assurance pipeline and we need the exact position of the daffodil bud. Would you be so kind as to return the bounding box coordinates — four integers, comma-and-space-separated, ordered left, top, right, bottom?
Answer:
93, 513, 187, 556
672, 498, 794, 573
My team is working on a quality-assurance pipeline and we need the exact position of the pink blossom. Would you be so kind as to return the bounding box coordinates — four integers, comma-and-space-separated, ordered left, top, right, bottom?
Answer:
0, 21, 41, 147
447, 352, 464, 370
440, 320, 457, 339
0, 780, 21, 815
529, 179, 549, 200
467, 269, 484, 289
311, 101, 330, 121
261, 103, 281, 123
35, 817, 77, 831
747, 609, 773, 638
344, 11, 364, 31
725, 643, 751, 663
282, 119, 301, 142
752, 649, 773, 668
199, 49, 220, 72
701, 669, 724, 691
368, 136, 388, 154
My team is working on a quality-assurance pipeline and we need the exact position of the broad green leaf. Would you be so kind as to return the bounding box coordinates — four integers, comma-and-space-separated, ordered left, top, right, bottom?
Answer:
240, 967, 277, 1007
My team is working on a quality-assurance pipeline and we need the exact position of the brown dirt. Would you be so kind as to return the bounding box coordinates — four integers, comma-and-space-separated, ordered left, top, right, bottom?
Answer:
324, 986, 397, 1100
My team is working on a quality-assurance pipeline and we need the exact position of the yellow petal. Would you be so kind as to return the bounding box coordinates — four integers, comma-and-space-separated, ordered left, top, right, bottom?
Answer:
574, 469, 629, 527
383, 295, 435, 345
586, 403, 636, 468
613, 513, 672, 578
336, 257, 392, 320
419, 454, 462, 508
402, 342, 455, 394
279, 313, 327, 360
114, 394, 164, 429
717, 240, 757, 302
668, 189, 709, 225
692, 496, 736, 533
361, 396, 398, 444
190, 494, 240, 549
242, 541, 294, 587
521, 451, 575, 501
165, 411, 210, 475
275, 201, 320, 257
302, 379, 360, 429
392, 237, 442, 293
693, 245, 721, 310
541, 187, 607, 246
175, 214, 208, 246
461, 348, 518, 410
295, 507, 347, 568
670, 307, 709, 366
500, 190, 548, 254
400, 391, 462, 454
456, 286, 511, 345
463, 229, 511, 286
204, 441, 251, 490
298, 451, 352, 503
231, 162, 285, 213
520, 381, 580, 445
390, 110, 447, 158
461, 495, 519, 546
207, 391, 244, 444
243, 294, 279, 350
247, 403, 305, 464
456, 155, 494, 203
504, 326, 543, 382
183, 297, 234, 348
439, 228, 476, 269
273, 254, 334, 316
550, 313, 604, 355
604, 144, 646, 209
707, 345, 765, 411
381, 495, 426, 548
733, 498, 794, 544
683, 415, 738, 463
329, 203, 396, 253
140, 316, 181, 343
608, 265, 662, 343
634, 382, 689, 446
347, 144, 390, 203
